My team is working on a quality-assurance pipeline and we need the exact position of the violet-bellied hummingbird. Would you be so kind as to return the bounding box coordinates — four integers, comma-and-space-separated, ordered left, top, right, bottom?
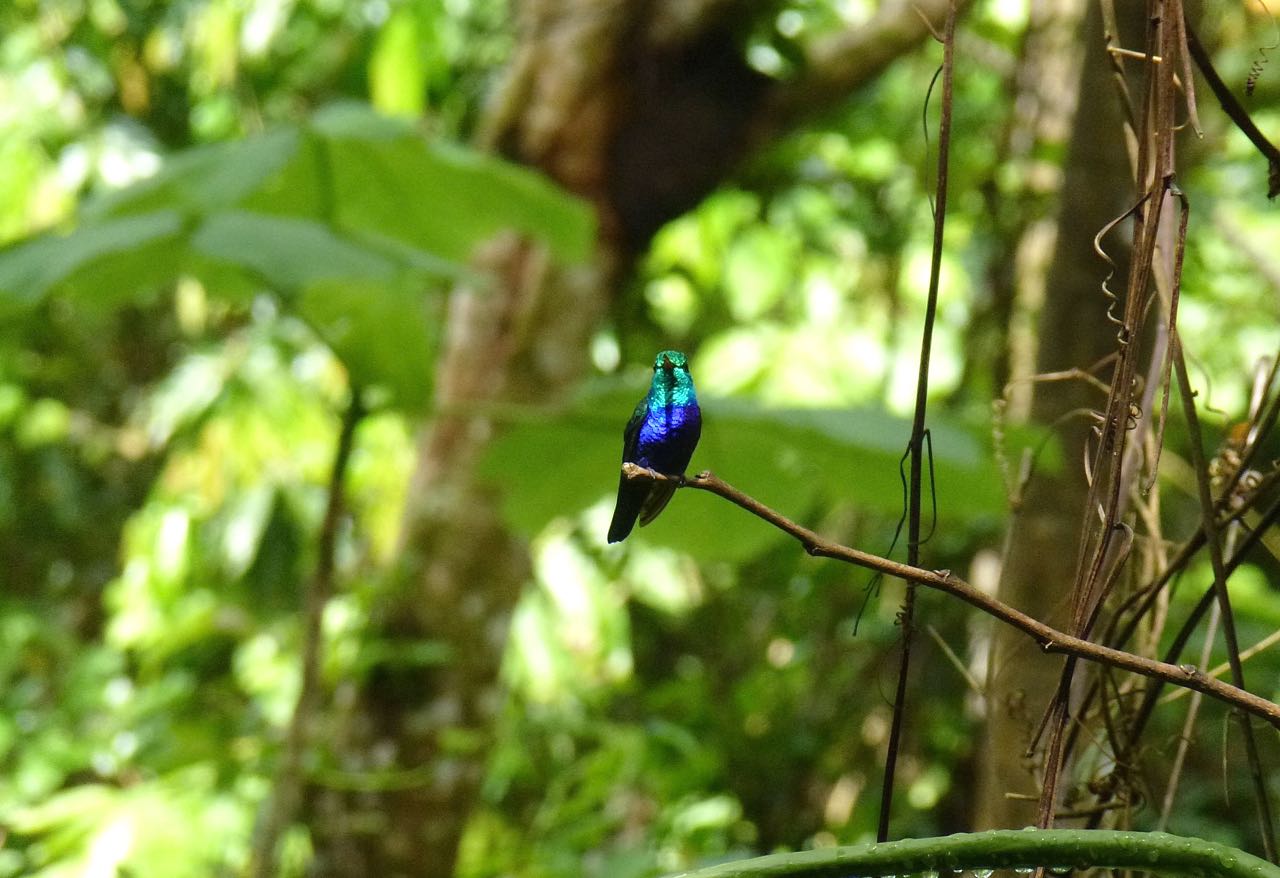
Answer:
608, 350, 702, 543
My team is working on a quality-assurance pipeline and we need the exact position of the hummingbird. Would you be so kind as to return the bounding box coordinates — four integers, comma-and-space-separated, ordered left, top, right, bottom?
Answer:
607, 350, 702, 544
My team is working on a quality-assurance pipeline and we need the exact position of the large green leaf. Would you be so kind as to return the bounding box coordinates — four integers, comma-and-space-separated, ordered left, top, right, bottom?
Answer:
80, 129, 300, 222
482, 382, 1025, 562
313, 127, 594, 264
0, 102, 595, 410
191, 212, 399, 288
0, 211, 184, 314
297, 278, 439, 411
76, 105, 595, 267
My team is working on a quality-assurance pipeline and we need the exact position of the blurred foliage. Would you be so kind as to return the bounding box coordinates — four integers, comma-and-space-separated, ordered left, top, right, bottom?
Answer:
0, 102, 594, 408
1, 0, 1279, 876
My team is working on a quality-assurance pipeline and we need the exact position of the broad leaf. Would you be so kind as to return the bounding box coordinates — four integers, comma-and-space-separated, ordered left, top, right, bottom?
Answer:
81, 130, 300, 221
0, 103, 595, 410
191, 212, 399, 288
0, 211, 184, 313
298, 278, 438, 411
482, 382, 1028, 562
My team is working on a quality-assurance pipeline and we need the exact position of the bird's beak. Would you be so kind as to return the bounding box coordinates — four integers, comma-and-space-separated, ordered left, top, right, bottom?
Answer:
661, 355, 676, 371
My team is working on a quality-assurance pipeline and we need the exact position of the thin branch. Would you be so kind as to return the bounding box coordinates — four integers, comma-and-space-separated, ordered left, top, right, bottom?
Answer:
1101, 463, 1280, 663
1162, 627, 1280, 704
1184, 20, 1280, 198
1100, 0, 1140, 164
621, 464, 1280, 729
879, 0, 957, 844
249, 390, 366, 878
1041, 2, 1192, 827
1172, 335, 1278, 862
925, 624, 984, 694
755, 0, 973, 141
1081, 486, 1280, 830
1170, 0, 1202, 138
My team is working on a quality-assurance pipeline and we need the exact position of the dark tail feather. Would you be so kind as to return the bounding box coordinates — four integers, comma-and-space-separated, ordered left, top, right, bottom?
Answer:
637, 482, 676, 528
608, 476, 648, 543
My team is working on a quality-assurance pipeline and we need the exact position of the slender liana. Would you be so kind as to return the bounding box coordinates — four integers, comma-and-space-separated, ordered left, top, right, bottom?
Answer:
608, 350, 702, 543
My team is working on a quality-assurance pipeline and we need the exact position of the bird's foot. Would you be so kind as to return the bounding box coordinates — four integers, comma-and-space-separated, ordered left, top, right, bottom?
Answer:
622, 462, 668, 482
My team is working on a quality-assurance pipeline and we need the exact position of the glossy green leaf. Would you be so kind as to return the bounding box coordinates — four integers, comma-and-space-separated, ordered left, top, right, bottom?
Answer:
0, 103, 594, 410
482, 382, 1023, 562
81, 130, 300, 221
317, 124, 594, 265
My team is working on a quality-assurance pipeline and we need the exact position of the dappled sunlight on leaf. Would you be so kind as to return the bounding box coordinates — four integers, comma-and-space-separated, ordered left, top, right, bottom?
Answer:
10, 766, 253, 877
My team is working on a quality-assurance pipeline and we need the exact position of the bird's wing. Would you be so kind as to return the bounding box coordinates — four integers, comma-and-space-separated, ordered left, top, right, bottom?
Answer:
607, 398, 652, 544
621, 397, 646, 461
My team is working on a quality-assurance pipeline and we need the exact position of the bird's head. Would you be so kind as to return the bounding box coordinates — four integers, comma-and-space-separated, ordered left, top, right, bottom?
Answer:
654, 350, 689, 373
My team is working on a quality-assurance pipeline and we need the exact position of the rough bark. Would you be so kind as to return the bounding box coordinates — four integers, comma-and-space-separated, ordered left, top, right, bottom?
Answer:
974, 0, 1144, 830
304, 1, 977, 873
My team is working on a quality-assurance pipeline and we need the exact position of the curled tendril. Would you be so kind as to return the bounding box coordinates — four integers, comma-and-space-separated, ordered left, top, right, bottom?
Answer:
1247, 0, 1279, 96
1247, 57, 1268, 96
1093, 194, 1151, 346
1127, 400, 1142, 432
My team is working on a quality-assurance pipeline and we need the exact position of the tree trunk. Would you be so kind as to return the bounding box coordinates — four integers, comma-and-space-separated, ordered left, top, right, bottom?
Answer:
974, 0, 1144, 830
305, 1, 970, 872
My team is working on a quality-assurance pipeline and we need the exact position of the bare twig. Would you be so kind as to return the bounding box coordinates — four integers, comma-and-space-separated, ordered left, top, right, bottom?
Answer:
1102, 463, 1280, 661
1100, 0, 1140, 164
925, 624, 984, 694
1184, 20, 1280, 198
249, 391, 365, 878
1162, 628, 1280, 705
621, 463, 1280, 729
1039, 1, 1193, 829
1082, 487, 1280, 831
759, 0, 973, 139
1170, 1, 1202, 137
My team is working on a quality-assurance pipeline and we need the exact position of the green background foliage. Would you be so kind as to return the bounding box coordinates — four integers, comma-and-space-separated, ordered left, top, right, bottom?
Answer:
1, 0, 1279, 876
